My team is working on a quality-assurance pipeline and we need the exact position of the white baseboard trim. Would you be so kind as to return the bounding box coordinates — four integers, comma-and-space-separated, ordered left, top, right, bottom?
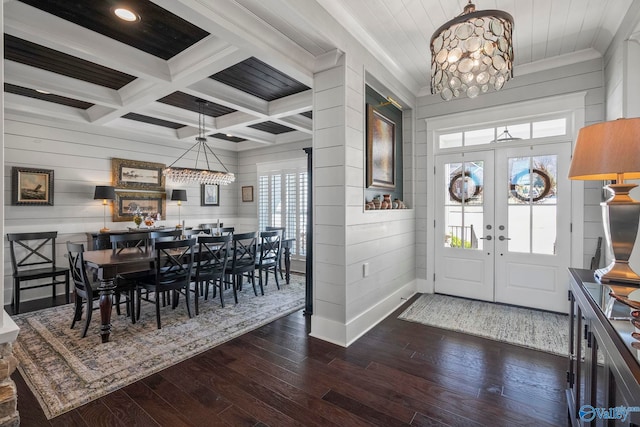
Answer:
309, 280, 417, 347
416, 278, 431, 293
0, 312, 19, 344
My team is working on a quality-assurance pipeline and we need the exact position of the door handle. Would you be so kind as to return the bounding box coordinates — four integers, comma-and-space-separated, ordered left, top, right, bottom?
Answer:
498, 236, 511, 241
480, 236, 492, 241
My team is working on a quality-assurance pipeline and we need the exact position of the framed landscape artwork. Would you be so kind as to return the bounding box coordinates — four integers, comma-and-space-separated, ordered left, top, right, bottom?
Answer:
113, 191, 166, 222
112, 158, 166, 191
201, 184, 220, 206
366, 105, 396, 189
12, 167, 54, 206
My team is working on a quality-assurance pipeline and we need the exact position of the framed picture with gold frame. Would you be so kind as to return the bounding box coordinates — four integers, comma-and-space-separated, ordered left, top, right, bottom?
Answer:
113, 191, 166, 222
12, 167, 54, 206
366, 105, 396, 189
112, 158, 166, 191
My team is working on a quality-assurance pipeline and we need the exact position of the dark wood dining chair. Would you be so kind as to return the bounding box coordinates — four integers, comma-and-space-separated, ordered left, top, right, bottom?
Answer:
256, 230, 282, 290
149, 229, 182, 240
136, 239, 195, 329
224, 231, 258, 303
265, 226, 286, 279
199, 223, 223, 233
192, 235, 231, 312
67, 242, 136, 337
7, 231, 70, 314
109, 232, 152, 255
219, 227, 235, 236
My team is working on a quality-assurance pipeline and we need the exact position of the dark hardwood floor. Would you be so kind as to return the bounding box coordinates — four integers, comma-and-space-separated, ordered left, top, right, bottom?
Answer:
10, 294, 569, 426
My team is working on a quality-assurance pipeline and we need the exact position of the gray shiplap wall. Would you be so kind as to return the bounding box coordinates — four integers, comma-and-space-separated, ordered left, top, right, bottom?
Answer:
3, 116, 239, 303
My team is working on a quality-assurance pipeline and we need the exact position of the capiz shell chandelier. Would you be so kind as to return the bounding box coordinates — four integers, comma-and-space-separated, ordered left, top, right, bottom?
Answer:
163, 99, 235, 185
430, 1, 514, 100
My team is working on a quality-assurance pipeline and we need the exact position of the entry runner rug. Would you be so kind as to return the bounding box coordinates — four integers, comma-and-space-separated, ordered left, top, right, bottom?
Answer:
13, 275, 305, 419
398, 293, 569, 356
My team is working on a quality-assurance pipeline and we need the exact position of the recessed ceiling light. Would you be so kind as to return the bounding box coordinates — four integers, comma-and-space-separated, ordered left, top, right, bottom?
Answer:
114, 7, 139, 22
35, 89, 50, 94
226, 134, 233, 137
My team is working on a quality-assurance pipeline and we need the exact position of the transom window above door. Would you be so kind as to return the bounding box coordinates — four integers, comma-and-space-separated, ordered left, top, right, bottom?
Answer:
438, 117, 568, 150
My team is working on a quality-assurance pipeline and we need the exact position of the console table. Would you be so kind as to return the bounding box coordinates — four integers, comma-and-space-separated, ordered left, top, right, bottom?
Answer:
567, 268, 640, 426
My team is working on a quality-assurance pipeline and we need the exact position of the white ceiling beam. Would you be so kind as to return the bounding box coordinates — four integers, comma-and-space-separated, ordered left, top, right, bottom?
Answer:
273, 115, 312, 133
214, 111, 265, 132
184, 78, 269, 118
267, 90, 312, 118
90, 44, 247, 125
153, 0, 315, 86
4, 61, 122, 107
225, 127, 277, 145
4, 92, 89, 123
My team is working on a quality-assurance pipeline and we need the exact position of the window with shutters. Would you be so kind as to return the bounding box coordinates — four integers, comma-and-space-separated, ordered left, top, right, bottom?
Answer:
257, 158, 307, 258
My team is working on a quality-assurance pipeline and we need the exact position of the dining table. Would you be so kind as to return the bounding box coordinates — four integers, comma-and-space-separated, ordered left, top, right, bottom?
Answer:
83, 236, 296, 343
82, 247, 155, 343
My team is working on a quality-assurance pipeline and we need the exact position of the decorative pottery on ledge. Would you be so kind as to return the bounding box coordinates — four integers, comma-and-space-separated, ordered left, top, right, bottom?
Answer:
365, 195, 407, 210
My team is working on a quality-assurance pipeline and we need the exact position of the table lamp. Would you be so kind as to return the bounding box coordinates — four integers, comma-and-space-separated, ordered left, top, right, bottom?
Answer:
94, 186, 116, 233
171, 189, 187, 228
568, 118, 640, 284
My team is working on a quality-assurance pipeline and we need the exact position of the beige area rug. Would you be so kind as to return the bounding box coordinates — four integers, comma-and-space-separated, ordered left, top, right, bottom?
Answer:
398, 293, 569, 356
13, 275, 305, 419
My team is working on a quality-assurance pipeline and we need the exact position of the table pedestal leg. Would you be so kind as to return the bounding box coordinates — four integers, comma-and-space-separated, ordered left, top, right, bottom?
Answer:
98, 279, 115, 343
284, 246, 291, 284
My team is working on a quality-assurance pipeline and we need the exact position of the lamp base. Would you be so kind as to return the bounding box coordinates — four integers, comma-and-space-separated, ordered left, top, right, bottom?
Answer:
595, 262, 640, 285
99, 227, 110, 233
596, 182, 640, 285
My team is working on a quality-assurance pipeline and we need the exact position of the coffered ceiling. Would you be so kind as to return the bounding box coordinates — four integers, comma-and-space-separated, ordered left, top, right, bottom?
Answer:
3, 0, 637, 151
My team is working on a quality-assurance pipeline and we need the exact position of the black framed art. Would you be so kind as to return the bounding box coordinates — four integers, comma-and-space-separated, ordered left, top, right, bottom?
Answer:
366, 105, 396, 189
201, 184, 220, 206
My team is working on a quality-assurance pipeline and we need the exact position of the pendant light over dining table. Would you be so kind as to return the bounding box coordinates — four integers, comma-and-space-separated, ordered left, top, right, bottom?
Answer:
430, 1, 514, 100
163, 99, 235, 185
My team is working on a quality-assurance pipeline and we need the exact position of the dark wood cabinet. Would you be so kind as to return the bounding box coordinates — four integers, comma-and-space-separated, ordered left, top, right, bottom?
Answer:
568, 268, 640, 426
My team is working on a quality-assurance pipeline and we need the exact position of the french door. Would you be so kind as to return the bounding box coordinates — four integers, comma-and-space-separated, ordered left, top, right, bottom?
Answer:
434, 143, 572, 313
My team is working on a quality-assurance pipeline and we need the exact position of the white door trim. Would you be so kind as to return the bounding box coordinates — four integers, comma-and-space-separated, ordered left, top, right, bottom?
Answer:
424, 92, 586, 294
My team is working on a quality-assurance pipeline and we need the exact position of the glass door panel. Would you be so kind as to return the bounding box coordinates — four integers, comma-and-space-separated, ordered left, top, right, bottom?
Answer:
444, 161, 484, 250
507, 155, 558, 255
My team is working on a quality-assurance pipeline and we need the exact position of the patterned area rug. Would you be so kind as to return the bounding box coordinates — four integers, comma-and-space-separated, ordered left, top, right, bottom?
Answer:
398, 293, 569, 356
13, 275, 305, 419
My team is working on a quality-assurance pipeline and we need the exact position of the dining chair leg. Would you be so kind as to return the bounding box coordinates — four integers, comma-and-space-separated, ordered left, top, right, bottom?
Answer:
194, 282, 199, 316
81, 300, 92, 338
185, 286, 192, 318
129, 289, 136, 324
232, 275, 239, 304
70, 294, 82, 329
136, 289, 142, 321
218, 279, 225, 308
155, 296, 162, 329
274, 266, 280, 290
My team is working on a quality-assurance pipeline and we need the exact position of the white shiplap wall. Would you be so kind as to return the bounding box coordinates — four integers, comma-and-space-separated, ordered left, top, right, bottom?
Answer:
3, 115, 239, 304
